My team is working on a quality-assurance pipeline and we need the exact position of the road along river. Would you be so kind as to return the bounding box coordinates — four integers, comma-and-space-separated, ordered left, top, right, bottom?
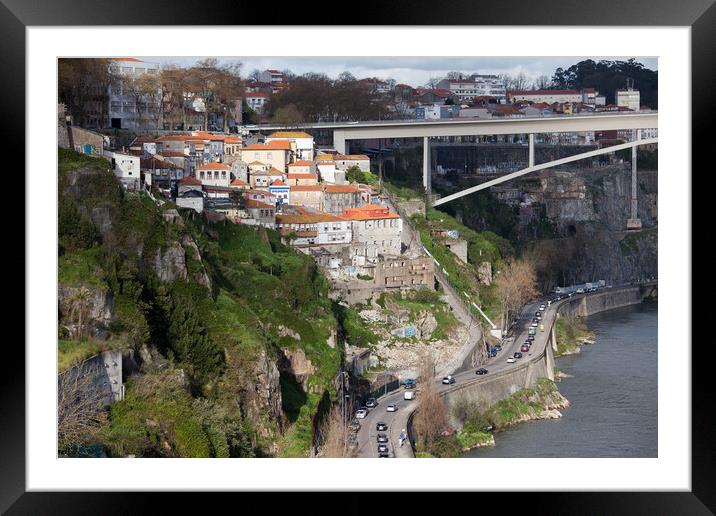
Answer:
462, 302, 657, 458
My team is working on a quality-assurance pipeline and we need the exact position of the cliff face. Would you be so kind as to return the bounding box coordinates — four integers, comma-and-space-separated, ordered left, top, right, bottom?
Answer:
513, 165, 658, 288
58, 149, 342, 458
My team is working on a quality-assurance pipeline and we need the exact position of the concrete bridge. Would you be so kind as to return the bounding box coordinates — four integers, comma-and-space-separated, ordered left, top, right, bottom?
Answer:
246, 112, 657, 229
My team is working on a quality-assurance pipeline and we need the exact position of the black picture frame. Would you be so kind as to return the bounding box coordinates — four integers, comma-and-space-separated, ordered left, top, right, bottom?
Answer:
6, 0, 708, 512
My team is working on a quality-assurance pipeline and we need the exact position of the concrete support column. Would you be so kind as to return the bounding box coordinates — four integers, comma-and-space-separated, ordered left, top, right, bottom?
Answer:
545, 343, 555, 381
334, 130, 347, 155
422, 136, 431, 196
627, 129, 642, 230
528, 133, 535, 167
551, 325, 558, 352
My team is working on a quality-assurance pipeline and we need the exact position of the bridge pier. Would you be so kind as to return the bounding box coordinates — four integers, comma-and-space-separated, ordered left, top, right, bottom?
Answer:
545, 341, 555, 381
551, 324, 558, 352
627, 129, 642, 230
528, 133, 535, 167
422, 136, 431, 197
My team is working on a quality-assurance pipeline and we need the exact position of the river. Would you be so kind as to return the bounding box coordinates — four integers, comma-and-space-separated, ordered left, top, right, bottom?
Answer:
463, 301, 658, 458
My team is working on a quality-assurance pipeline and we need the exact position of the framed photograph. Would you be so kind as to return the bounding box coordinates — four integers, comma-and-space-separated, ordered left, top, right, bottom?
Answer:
7, 0, 707, 511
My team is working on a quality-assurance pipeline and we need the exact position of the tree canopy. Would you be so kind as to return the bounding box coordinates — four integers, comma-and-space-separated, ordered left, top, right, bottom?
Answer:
551, 59, 658, 108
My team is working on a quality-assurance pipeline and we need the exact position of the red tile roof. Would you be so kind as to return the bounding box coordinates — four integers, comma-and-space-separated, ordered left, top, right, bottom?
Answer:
196, 162, 230, 170
243, 141, 291, 151
342, 204, 400, 220
288, 160, 316, 167
287, 173, 317, 179
179, 176, 202, 186
324, 184, 362, 193
509, 89, 580, 96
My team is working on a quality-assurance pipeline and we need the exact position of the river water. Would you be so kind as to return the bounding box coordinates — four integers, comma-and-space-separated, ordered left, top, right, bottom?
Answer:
463, 302, 658, 458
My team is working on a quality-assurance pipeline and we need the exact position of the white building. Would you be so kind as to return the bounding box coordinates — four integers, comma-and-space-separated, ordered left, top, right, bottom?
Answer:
265, 131, 315, 161
244, 92, 270, 113
508, 89, 582, 104
104, 150, 140, 188
276, 212, 352, 247
195, 162, 231, 188
437, 75, 506, 103
341, 204, 403, 262
259, 69, 288, 85
334, 154, 370, 172
616, 88, 641, 111
107, 58, 161, 130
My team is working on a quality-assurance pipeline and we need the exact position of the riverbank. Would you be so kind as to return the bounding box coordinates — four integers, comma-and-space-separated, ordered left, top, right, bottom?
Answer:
463, 302, 657, 458
453, 378, 570, 453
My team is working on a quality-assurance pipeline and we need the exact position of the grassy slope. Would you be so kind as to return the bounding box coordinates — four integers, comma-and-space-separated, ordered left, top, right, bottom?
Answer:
58, 148, 346, 457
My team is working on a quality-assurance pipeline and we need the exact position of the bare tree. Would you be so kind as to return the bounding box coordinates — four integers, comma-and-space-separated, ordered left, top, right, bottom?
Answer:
412, 350, 448, 453
533, 74, 553, 90
495, 258, 539, 333
58, 361, 109, 455
317, 404, 356, 458
425, 76, 443, 89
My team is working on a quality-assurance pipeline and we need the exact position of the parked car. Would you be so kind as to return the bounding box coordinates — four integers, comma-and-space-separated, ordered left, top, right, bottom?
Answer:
442, 375, 456, 385
528, 328, 536, 335
506, 358, 516, 364
378, 444, 389, 453
513, 352, 523, 359
475, 368, 488, 375
531, 321, 538, 327
355, 409, 368, 419
521, 344, 530, 352
376, 422, 388, 431
378, 452, 390, 458
404, 379, 416, 389
404, 391, 416, 400
377, 433, 389, 443
386, 404, 398, 412
494, 344, 503, 352
539, 304, 546, 310
527, 335, 535, 341
365, 398, 377, 408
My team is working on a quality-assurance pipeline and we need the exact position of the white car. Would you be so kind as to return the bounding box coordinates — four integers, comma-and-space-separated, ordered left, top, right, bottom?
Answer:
539, 304, 546, 311
442, 375, 456, 385
506, 358, 516, 363
386, 404, 398, 412
355, 409, 368, 419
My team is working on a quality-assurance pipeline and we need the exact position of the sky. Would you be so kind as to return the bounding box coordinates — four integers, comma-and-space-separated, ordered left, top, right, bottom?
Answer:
143, 56, 658, 87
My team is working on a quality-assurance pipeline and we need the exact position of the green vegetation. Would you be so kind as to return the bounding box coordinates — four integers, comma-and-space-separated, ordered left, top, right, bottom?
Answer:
378, 289, 459, 341
58, 339, 106, 373
332, 303, 378, 348
619, 227, 657, 256
455, 420, 494, 450
409, 207, 510, 321
58, 247, 105, 288
555, 315, 594, 357
102, 371, 255, 458
58, 148, 351, 457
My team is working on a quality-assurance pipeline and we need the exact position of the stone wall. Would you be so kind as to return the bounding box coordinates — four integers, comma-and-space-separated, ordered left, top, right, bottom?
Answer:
58, 349, 125, 409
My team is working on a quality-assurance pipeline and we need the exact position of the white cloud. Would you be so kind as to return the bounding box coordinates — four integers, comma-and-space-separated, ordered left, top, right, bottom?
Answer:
142, 56, 658, 86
